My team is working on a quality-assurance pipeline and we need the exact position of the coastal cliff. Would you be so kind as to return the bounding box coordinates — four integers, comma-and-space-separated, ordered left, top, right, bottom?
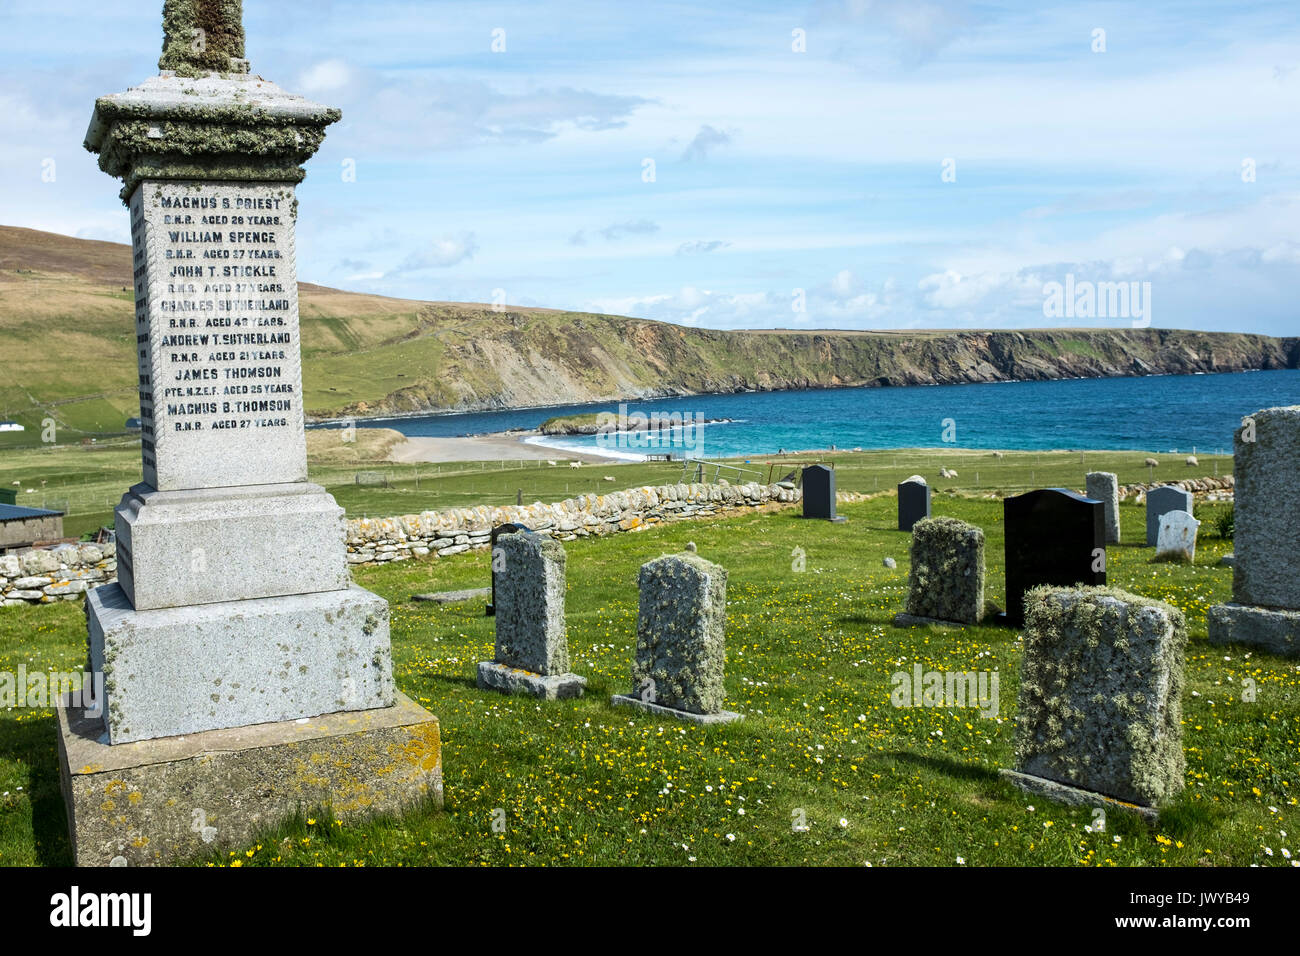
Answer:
0, 224, 1295, 433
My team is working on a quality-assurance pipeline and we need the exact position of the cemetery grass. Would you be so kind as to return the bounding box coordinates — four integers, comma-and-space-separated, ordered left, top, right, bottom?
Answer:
0, 438, 1231, 540
1, 494, 1295, 868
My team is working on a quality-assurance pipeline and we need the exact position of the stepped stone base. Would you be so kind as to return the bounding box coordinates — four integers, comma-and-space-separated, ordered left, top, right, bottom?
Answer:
476, 661, 587, 699
115, 482, 349, 610
57, 691, 442, 867
610, 694, 743, 725
1207, 603, 1300, 657
87, 583, 393, 744
1000, 769, 1159, 822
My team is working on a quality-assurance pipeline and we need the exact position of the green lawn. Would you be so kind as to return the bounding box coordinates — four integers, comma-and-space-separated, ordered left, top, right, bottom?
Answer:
1, 490, 1293, 867
0, 439, 1232, 540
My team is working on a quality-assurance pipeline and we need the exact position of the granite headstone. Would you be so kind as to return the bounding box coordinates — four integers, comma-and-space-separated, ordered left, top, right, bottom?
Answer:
1001, 488, 1106, 627
1085, 472, 1120, 544
1002, 585, 1186, 817
898, 475, 931, 532
485, 522, 530, 616
802, 464, 839, 521
1208, 406, 1300, 656
893, 516, 985, 626
611, 551, 741, 723
477, 531, 586, 698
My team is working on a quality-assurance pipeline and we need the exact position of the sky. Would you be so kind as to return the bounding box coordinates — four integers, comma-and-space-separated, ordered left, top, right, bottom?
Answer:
2, 0, 1299, 334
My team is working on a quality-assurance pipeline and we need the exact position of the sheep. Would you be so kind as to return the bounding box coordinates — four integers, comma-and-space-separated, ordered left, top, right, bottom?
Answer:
1144, 457, 1159, 468
1186, 455, 1199, 467
569, 461, 582, 469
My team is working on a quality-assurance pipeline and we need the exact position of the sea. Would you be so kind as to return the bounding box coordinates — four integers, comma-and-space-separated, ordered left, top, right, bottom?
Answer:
315, 370, 1300, 462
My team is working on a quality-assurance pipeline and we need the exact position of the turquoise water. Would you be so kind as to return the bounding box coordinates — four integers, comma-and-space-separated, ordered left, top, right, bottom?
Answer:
325, 370, 1300, 460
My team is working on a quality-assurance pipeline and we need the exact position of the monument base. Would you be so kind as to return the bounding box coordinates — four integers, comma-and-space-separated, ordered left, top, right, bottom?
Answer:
88, 583, 394, 743
1207, 603, 1300, 657
610, 694, 743, 725
56, 691, 442, 867
115, 482, 349, 610
999, 769, 1161, 822
476, 661, 587, 699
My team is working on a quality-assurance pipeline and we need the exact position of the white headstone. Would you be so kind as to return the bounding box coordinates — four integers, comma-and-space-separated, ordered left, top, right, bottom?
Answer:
1155, 510, 1199, 563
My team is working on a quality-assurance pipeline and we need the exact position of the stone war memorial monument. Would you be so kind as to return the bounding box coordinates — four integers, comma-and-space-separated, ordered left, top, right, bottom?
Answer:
56, 0, 443, 866
1208, 406, 1300, 657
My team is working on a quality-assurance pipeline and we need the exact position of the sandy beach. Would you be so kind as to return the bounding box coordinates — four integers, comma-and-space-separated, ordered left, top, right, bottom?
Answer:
385, 432, 626, 465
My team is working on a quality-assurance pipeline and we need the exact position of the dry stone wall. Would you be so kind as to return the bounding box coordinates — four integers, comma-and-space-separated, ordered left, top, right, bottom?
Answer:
0, 544, 117, 606
1, 481, 849, 604
346, 481, 809, 566
1120, 475, 1234, 502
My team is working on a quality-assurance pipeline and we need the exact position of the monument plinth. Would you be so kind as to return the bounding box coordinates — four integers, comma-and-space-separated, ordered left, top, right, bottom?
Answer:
58, 0, 442, 865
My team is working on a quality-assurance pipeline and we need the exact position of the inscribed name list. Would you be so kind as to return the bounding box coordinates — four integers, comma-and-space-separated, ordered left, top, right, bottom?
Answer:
129, 181, 307, 491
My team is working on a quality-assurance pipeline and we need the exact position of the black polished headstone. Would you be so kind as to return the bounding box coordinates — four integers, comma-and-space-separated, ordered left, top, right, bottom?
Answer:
898, 480, 931, 532
1001, 488, 1106, 627
802, 465, 840, 521
485, 522, 531, 616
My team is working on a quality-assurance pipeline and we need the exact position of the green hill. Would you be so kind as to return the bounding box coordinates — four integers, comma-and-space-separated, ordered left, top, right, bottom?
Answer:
1, 224, 1296, 443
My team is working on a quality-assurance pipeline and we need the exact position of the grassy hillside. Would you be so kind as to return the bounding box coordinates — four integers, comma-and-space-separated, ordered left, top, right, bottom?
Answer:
1, 225, 1296, 446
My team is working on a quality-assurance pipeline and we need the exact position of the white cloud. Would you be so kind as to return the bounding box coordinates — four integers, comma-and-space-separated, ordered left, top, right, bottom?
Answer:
676, 240, 730, 256
393, 233, 479, 272
324, 73, 652, 152
599, 219, 660, 241
298, 59, 355, 95
681, 125, 732, 161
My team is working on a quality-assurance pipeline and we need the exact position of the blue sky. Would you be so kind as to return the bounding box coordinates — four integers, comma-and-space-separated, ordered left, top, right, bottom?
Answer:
3, 0, 1299, 334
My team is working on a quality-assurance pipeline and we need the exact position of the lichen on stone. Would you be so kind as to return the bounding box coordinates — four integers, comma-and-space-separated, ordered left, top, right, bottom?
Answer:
904, 516, 985, 624
1013, 585, 1186, 807
159, 0, 246, 76
630, 552, 729, 715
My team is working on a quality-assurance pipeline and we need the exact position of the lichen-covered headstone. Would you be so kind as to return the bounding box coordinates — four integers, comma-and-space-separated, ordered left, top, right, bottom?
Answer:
1208, 406, 1300, 656
1085, 472, 1121, 544
1002, 585, 1186, 817
1154, 510, 1199, 563
611, 552, 741, 723
477, 531, 585, 699
1146, 485, 1193, 547
893, 517, 985, 626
